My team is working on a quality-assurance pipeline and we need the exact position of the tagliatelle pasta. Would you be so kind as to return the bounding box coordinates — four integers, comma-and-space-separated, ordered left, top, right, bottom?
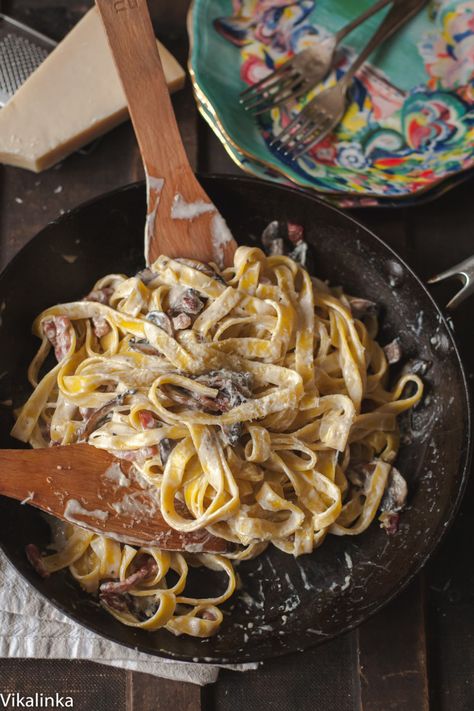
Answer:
12, 245, 423, 636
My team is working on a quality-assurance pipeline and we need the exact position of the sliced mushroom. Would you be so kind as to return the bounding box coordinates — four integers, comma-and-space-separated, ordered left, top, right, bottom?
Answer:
348, 297, 379, 319
380, 467, 408, 513
165, 369, 253, 414
383, 338, 403, 365
220, 422, 244, 446
80, 389, 136, 439
159, 438, 177, 466
129, 337, 161, 356
146, 310, 174, 336
175, 258, 226, 285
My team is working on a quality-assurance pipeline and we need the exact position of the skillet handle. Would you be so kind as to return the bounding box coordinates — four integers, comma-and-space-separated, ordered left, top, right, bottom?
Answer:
428, 254, 474, 310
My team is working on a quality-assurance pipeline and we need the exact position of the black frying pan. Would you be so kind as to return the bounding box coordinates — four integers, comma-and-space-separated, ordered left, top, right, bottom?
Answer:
0, 176, 470, 664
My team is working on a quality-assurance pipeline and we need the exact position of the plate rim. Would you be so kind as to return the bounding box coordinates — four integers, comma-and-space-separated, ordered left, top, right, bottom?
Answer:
187, 0, 474, 204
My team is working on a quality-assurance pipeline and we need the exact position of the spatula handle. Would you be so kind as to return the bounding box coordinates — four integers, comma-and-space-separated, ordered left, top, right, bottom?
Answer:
95, 0, 188, 181
95, 0, 237, 268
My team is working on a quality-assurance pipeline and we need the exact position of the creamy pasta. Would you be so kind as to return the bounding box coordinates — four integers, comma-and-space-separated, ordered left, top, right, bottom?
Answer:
12, 238, 423, 637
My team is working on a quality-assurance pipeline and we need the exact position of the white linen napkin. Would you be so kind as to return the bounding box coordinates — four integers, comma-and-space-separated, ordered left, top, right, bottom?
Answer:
0, 550, 256, 685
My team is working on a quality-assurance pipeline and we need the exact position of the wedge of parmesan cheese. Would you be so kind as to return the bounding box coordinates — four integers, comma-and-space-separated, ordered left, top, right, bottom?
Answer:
0, 7, 185, 172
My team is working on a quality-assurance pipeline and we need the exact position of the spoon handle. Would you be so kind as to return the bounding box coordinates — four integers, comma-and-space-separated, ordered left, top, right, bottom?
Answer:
95, 0, 188, 182
95, 0, 236, 267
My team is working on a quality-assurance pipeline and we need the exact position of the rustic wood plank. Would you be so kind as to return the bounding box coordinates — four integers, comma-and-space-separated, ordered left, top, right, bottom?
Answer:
357, 578, 429, 711
127, 671, 202, 711
213, 634, 360, 711
0, 659, 126, 711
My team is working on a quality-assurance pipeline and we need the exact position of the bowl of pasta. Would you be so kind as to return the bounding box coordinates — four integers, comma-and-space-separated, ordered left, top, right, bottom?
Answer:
0, 175, 470, 663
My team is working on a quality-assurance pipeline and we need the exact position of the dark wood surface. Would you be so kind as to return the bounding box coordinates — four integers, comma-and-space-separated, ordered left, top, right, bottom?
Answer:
0, 1, 473, 710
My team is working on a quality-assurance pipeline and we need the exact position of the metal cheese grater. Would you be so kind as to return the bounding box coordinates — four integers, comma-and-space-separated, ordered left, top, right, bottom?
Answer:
0, 14, 56, 106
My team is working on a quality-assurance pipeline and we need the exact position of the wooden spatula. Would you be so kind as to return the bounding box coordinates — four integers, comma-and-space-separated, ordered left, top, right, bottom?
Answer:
0, 444, 227, 552
95, 0, 238, 268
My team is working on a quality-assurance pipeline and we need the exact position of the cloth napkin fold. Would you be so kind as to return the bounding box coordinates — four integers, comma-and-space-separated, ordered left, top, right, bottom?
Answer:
0, 550, 256, 685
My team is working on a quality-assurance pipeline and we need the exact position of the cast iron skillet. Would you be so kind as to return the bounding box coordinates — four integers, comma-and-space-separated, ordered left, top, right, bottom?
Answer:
0, 176, 470, 664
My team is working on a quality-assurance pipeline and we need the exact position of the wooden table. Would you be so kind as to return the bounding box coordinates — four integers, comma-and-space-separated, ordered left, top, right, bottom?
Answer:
1, 2, 473, 709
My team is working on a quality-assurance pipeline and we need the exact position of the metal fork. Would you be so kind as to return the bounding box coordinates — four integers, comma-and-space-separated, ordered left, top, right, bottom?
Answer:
428, 255, 474, 309
272, 0, 427, 159
239, 0, 393, 115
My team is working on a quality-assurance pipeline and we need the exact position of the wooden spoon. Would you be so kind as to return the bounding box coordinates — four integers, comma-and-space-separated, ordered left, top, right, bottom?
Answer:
95, 0, 238, 268
0, 444, 227, 553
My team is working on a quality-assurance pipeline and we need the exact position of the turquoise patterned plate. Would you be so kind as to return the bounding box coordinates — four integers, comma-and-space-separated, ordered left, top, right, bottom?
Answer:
189, 0, 474, 201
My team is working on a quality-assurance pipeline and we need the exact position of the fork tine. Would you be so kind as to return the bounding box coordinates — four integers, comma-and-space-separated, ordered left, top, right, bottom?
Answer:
250, 76, 307, 115
270, 109, 310, 148
291, 118, 334, 159
242, 72, 300, 112
239, 59, 294, 99
276, 106, 329, 150
278, 114, 327, 157
275, 117, 315, 152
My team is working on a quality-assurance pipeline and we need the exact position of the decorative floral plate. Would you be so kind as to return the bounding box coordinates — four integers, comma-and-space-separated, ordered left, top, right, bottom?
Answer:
189, 0, 474, 202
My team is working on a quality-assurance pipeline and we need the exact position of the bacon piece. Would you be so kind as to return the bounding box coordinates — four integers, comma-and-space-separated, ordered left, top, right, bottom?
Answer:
25, 544, 50, 578
380, 511, 400, 535
201, 609, 217, 621
383, 338, 403, 364
83, 287, 113, 305
169, 288, 204, 316
172, 313, 192, 331
287, 222, 304, 245
100, 557, 157, 595
138, 410, 158, 430
92, 315, 111, 339
42, 316, 72, 361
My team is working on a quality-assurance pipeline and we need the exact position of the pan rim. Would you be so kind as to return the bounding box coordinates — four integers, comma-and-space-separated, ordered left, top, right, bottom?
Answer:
0, 175, 471, 664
